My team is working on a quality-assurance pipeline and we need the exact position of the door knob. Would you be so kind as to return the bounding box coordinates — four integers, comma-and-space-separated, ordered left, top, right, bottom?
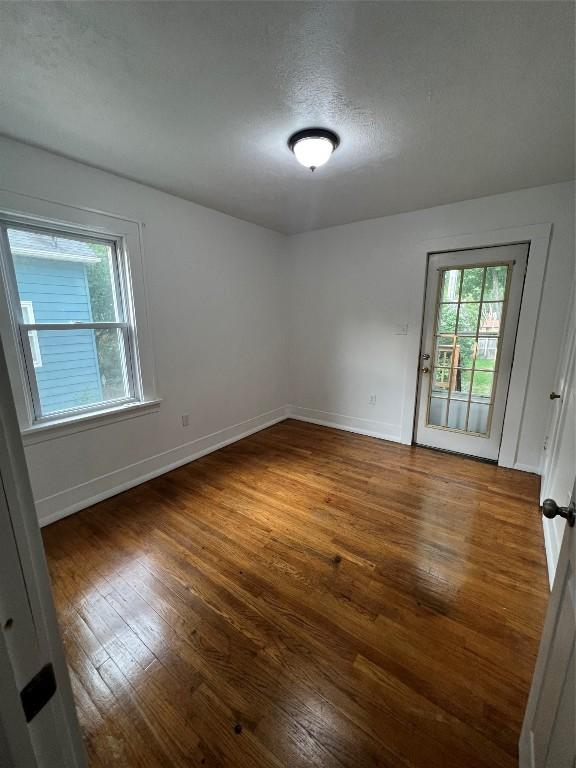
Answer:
421, 367, 430, 374
421, 353, 430, 360
542, 498, 575, 527
549, 392, 561, 400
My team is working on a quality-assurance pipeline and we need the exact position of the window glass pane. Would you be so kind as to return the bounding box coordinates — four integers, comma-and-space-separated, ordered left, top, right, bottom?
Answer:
428, 397, 447, 427
484, 266, 508, 301
468, 403, 490, 435
457, 302, 480, 333
441, 269, 461, 302
432, 368, 452, 395
437, 303, 457, 333
479, 302, 503, 335
447, 399, 467, 430
471, 369, 494, 401
33, 329, 129, 415
7, 228, 120, 324
460, 268, 484, 301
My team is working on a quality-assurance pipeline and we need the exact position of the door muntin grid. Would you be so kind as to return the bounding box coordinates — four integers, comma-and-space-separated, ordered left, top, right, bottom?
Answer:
426, 262, 513, 436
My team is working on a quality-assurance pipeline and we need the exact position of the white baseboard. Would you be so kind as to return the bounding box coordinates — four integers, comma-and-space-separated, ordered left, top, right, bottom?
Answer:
287, 405, 403, 444
37, 406, 289, 527
512, 462, 541, 475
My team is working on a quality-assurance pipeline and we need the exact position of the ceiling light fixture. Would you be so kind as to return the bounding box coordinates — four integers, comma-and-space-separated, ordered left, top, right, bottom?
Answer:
288, 128, 340, 172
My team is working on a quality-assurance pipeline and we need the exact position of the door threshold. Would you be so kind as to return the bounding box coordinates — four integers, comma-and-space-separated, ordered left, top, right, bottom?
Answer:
414, 442, 498, 465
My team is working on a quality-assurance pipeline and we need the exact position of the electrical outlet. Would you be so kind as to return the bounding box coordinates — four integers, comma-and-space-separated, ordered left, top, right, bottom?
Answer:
369, 394, 377, 406
181, 414, 190, 427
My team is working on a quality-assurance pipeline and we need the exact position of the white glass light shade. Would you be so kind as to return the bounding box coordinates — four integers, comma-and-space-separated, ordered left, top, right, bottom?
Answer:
292, 136, 334, 170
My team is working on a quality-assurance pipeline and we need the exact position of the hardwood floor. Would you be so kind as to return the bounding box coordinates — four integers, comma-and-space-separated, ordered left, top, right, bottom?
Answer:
42, 419, 549, 768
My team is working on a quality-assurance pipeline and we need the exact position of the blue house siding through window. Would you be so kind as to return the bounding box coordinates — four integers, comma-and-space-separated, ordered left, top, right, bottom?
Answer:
14, 255, 103, 414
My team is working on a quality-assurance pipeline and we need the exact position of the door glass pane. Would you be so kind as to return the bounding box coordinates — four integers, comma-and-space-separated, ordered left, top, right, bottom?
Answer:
476, 337, 498, 367
452, 368, 472, 398
429, 397, 448, 427
455, 336, 476, 369
471, 369, 494, 401
427, 262, 510, 436
434, 335, 455, 367
438, 304, 457, 333
460, 268, 484, 301
457, 302, 480, 333
447, 399, 467, 430
33, 328, 129, 415
432, 368, 452, 395
479, 302, 503, 335
468, 403, 490, 435
441, 269, 461, 301
484, 266, 507, 301
7, 228, 121, 323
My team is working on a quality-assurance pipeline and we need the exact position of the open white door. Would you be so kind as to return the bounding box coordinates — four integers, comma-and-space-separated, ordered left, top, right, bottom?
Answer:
520, 296, 575, 768
519, 485, 575, 768
0, 336, 86, 767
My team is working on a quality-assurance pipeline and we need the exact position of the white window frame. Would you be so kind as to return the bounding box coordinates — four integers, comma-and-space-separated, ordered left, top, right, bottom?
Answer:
0, 194, 159, 443
0, 220, 140, 423
19, 301, 42, 368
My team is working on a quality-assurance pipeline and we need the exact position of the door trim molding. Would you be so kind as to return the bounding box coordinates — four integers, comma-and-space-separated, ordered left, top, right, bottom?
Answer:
401, 223, 552, 470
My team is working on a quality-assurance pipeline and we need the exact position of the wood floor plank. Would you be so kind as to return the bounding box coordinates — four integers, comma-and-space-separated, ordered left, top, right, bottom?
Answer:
43, 420, 549, 767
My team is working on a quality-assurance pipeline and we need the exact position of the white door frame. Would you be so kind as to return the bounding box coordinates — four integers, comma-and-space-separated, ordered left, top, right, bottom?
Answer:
401, 223, 552, 470
540, 280, 575, 503
540, 282, 575, 585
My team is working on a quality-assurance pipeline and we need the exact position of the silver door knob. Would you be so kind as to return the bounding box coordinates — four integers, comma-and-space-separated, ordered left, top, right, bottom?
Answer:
421, 353, 430, 360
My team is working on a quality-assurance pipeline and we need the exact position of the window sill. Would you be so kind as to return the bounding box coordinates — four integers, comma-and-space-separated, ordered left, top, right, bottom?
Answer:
21, 398, 162, 446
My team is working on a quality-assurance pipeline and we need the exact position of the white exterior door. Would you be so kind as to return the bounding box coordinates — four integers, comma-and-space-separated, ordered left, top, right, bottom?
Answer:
0, 336, 86, 767
415, 243, 528, 460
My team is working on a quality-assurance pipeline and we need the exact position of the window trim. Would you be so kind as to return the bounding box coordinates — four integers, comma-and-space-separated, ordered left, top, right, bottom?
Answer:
0, 199, 159, 435
20, 397, 162, 446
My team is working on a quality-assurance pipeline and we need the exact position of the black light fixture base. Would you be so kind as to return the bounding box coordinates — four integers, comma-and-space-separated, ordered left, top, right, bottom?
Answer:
288, 128, 340, 152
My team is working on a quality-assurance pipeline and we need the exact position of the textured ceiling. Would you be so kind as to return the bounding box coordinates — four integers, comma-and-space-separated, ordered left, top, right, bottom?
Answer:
0, 1, 574, 234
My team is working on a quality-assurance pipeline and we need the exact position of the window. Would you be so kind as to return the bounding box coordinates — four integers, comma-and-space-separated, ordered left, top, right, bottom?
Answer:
0, 221, 141, 423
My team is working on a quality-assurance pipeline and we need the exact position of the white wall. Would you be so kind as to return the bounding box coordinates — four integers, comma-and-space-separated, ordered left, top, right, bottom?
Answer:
0, 136, 573, 524
286, 182, 575, 472
0, 137, 288, 524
